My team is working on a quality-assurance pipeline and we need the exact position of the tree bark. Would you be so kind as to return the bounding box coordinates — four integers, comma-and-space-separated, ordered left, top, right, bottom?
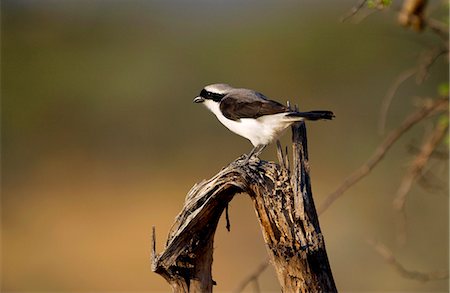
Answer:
151, 121, 337, 292
250, 122, 337, 292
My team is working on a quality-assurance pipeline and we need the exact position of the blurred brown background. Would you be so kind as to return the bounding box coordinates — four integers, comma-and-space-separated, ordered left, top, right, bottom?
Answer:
2, 0, 448, 292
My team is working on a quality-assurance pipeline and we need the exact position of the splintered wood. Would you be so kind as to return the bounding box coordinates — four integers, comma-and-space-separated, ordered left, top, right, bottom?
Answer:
152, 121, 337, 293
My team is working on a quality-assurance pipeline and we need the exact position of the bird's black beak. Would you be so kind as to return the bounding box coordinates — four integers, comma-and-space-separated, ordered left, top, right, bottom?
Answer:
193, 96, 205, 103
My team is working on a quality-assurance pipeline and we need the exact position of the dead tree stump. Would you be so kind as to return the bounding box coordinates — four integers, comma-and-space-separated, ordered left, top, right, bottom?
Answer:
151, 121, 337, 292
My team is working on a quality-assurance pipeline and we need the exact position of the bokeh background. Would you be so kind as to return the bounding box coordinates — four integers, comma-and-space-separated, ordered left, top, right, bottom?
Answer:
2, 0, 448, 292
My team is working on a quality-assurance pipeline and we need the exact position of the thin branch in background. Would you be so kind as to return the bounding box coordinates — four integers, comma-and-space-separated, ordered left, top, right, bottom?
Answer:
340, 0, 368, 22
416, 165, 448, 193
393, 118, 449, 245
416, 46, 449, 84
393, 118, 449, 210
252, 276, 261, 293
367, 238, 449, 281
318, 98, 448, 215
378, 68, 417, 135
426, 18, 450, 40
344, 0, 448, 40
409, 145, 449, 193
407, 143, 449, 160
353, 8, 379, 23
379, 45, 447, 135
233, 261, 269, 293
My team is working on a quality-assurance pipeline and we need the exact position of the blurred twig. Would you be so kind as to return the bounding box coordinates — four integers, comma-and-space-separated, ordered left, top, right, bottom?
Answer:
318, 98, 448, 215
233, 261, 269, 293
343, 0, 449, 39
393, 117, 449, 245
407, 143, 449, 160
416, 164, 449, 193
379, 45, 448, 135
379, 68, 417, 135
425, 18, 450, 40
353, 8, 379, 23
341, 0, 368, 22
367, 238, 449, 281
416, 46, 449, 84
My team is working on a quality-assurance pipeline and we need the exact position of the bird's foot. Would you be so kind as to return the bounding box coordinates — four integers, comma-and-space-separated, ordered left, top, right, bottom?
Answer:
239, 145, 266, 165
242, 154, 252, 165
241, 153, 260, 165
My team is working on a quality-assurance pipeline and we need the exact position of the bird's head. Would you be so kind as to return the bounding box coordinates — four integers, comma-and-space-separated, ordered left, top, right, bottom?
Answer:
193, 83, 234, 104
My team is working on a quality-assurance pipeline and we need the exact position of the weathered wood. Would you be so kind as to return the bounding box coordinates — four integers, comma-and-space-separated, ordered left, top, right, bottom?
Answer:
249, 122, 337, 292
152, 121, 336, 292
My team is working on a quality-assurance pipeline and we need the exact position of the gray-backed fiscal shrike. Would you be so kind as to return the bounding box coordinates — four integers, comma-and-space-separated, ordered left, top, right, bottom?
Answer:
193, 83, 334, 162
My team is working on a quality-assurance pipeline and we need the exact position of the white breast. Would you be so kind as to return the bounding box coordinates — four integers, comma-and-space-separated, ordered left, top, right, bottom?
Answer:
203, 100, 298, 146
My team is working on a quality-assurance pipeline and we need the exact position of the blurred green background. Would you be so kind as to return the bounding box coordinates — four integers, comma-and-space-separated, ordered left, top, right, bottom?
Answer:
2, 0, 448, 292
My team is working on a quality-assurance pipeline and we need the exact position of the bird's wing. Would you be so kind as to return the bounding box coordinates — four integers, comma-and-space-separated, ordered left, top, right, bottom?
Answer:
220, 91, 288, 121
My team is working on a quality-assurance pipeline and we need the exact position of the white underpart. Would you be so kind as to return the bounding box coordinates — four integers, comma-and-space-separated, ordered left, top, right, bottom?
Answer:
203, 100, 303, 146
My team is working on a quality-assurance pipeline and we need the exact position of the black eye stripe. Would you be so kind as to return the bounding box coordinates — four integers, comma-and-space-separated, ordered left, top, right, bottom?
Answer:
199, 89, 225, 102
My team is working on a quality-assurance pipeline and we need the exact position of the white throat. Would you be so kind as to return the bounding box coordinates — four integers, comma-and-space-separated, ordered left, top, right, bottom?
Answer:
203, 100, 222, 117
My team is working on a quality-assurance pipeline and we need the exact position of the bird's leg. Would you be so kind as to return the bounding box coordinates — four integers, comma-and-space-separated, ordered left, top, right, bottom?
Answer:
243, 144, 266, 164
253, 144, 266, 157
246, 146, 259, 160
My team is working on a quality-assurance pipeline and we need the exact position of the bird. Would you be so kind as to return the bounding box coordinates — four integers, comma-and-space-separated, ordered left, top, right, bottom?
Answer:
193, 83, 334, 162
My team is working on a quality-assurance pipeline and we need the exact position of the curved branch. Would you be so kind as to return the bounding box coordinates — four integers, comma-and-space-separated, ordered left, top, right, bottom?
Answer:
393, 117, 449, 245
152, 122, 337, 292
151, 159, 255, 292
341, 0, 368, 22
368, 239, 449, 281
319, 98, 448, 215
378, 68, 417, 135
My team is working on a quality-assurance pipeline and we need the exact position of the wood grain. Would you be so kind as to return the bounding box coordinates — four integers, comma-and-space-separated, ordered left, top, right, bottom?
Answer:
152, 121, 337, 292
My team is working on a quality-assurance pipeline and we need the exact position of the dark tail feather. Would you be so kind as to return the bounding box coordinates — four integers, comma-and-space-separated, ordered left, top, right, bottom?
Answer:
286, 110, 335, 121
